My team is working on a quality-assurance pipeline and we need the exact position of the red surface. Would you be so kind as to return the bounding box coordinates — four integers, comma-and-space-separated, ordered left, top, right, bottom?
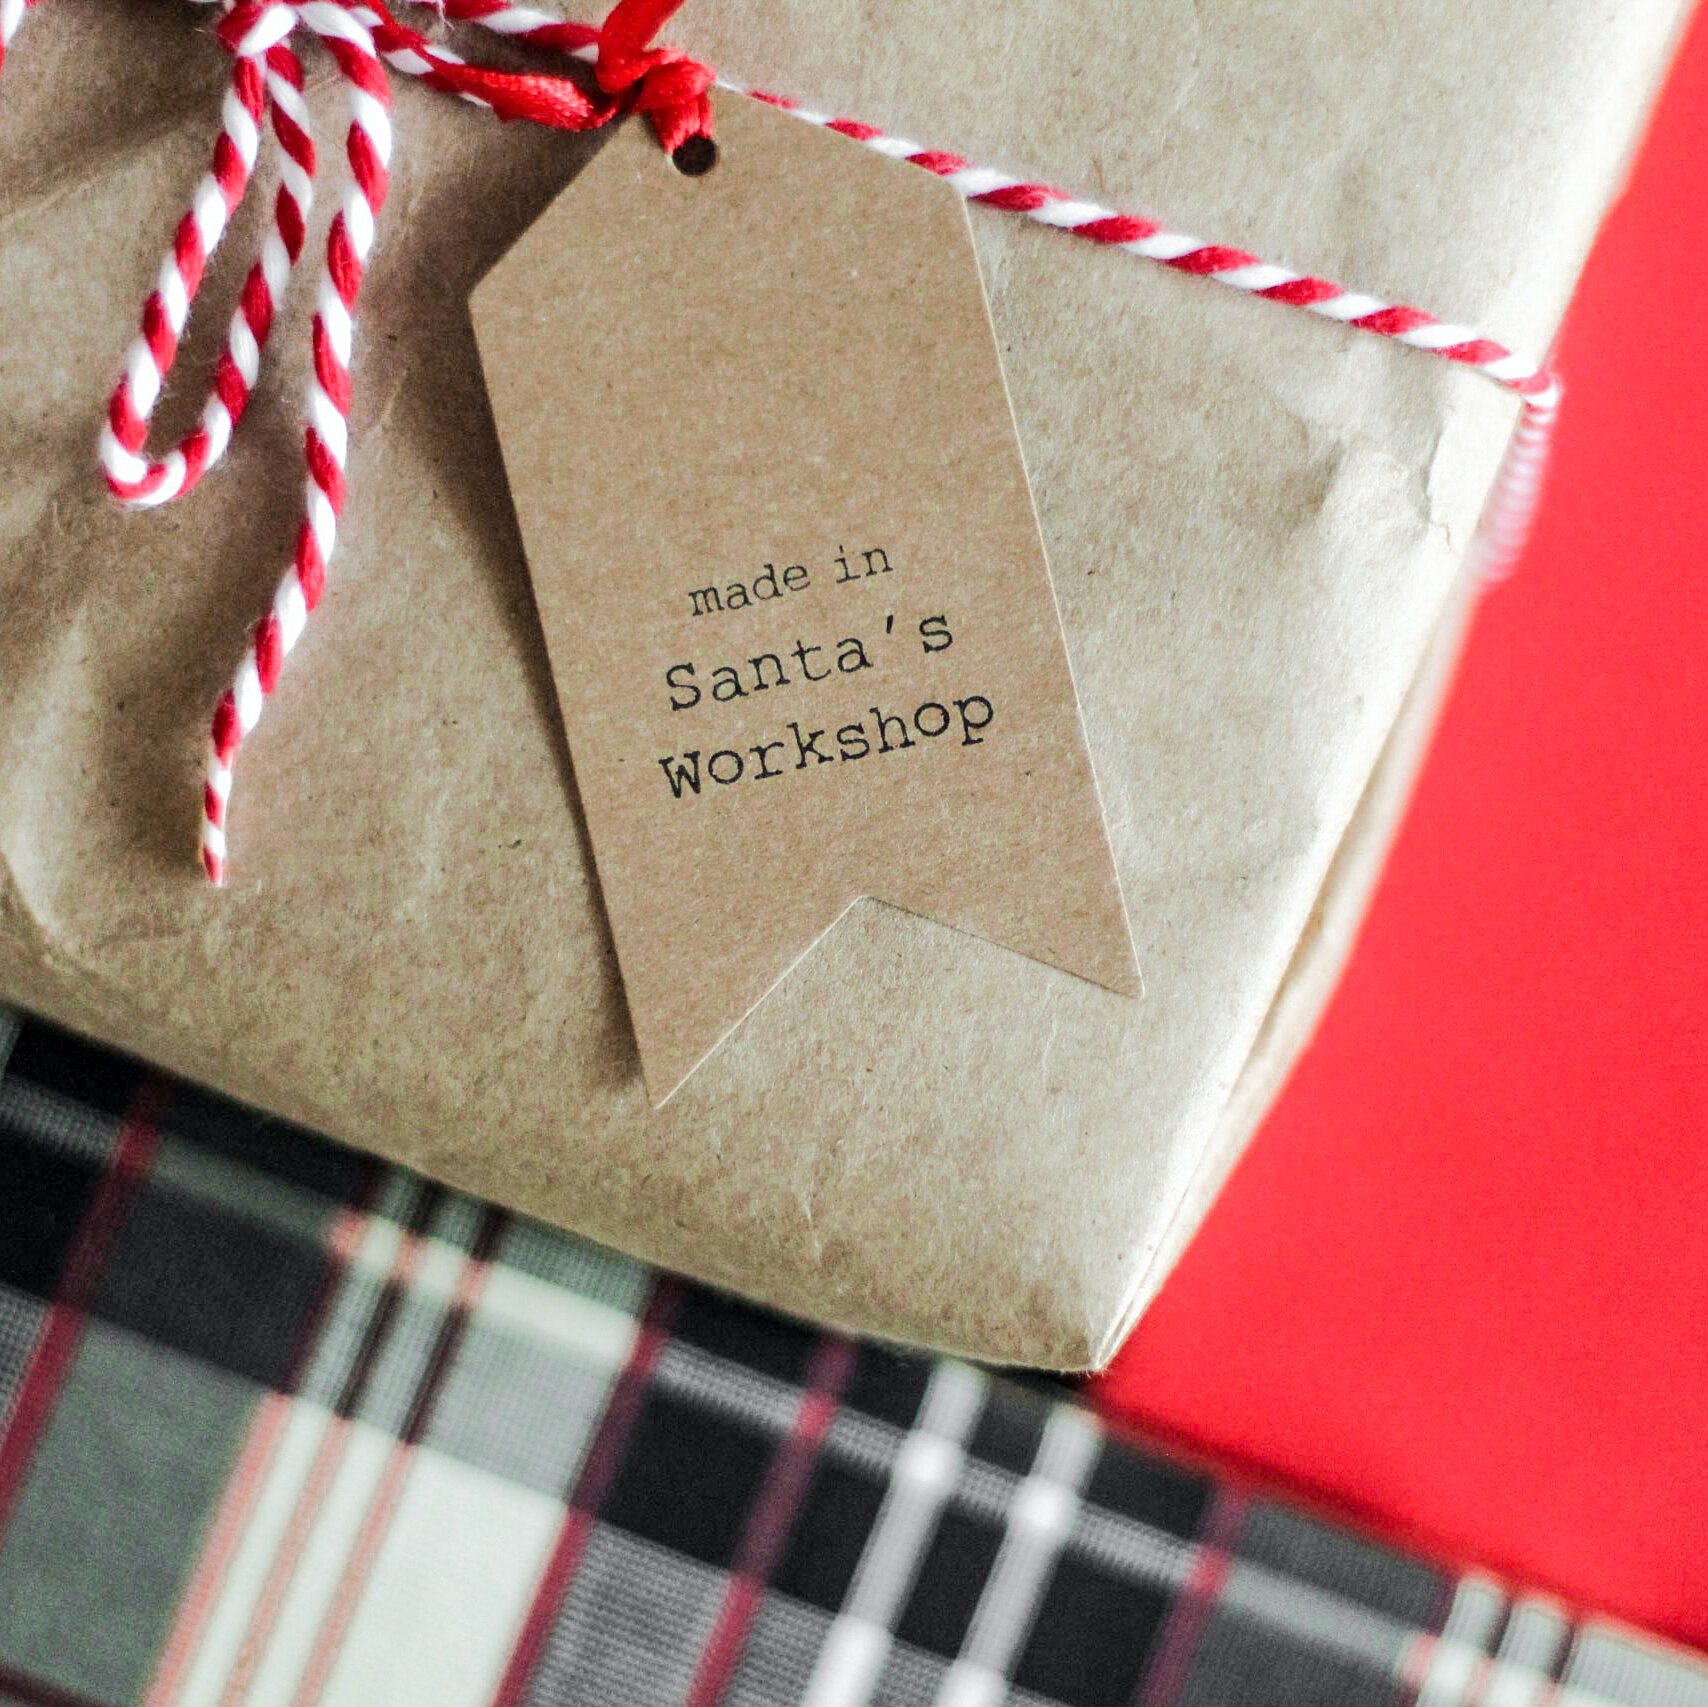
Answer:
1094, 10, 1708, 1654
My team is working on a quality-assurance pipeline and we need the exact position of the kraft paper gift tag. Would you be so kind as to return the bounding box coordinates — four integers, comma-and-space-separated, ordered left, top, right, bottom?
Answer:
472, 94, 1138, 1101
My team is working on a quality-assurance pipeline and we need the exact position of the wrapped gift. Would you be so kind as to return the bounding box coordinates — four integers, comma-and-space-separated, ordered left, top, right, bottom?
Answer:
0, 0, 1688, 1366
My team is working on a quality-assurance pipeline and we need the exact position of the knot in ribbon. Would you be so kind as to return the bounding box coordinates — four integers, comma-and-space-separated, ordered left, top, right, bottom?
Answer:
594, 0, 714, 158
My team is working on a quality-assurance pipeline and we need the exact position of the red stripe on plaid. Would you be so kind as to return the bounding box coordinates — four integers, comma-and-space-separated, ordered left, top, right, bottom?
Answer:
681, 1335, 858, 1707
148, 1394, 296, 1707
214, 1419, 349, 1695
143, 1167, 387, 1707
0, 1077, 167, 1542
1135, 1488, 1249, 1707
490, 1278, 684, 1707
287, 1209, 508, 1707
214, 1185, 441, 1707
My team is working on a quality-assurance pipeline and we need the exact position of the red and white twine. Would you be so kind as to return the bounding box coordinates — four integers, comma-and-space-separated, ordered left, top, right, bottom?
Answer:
0, 0, 1561, 884
0, 0, 41, 71
203, 0, 395, 884
99, 23, 314, 507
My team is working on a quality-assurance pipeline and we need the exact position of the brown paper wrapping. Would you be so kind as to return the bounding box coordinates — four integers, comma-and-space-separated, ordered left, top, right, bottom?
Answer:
0, 0, 1689, 1367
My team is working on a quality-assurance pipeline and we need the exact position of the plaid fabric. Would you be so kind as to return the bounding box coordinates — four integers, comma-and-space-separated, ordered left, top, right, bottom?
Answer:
0, 1010, 1701, 1707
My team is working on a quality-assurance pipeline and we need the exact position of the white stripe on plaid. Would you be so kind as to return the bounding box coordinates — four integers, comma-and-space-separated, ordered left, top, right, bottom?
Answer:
156, 1191, 420, 1707
285, 1211, 508, 1703
1417, 1576, 1508, 1707
1217, 1548, 1433, 1682
802, 1361, 987, 1707
1485, 1598, 1569, 1707
934, 1405, 1101, 1707
1411, 1576, 1708, 1707
1563, 1625, 1708, 1707
656, 1335, 815, 1436
245, 1417, 400, 1706
167, 1394, 342, 1706
315, 1448, 563, 1707
150, 1184, 432, 1706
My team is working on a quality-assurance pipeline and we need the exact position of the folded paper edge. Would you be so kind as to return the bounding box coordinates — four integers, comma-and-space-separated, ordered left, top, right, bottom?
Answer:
1084, 552, 1487, 1373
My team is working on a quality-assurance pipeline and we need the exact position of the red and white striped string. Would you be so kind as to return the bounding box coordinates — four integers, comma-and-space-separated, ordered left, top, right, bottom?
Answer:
204, 0, 395, 883
0, 0, 37, 71
0, 0, 1560, 884
100, 28, 314, 507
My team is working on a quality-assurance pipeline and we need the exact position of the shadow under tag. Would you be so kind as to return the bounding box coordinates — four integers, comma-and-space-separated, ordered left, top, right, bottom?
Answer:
472, 90, 1139, 1105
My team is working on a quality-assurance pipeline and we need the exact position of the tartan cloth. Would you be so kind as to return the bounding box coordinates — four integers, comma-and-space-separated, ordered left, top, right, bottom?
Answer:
0, 1011, 1701, 1707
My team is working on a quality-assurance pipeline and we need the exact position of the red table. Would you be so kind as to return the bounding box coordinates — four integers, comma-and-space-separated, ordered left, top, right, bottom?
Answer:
1096, 9, 1708, 1654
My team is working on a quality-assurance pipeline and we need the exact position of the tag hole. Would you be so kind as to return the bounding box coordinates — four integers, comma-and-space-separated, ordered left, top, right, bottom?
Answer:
671, 136, 719, 177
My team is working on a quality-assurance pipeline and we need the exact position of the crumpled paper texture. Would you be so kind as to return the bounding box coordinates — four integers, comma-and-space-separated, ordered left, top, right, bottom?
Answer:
0, 0, 1688, 1365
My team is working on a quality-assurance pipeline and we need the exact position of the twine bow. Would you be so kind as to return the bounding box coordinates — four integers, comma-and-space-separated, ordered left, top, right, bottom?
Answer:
7, 0, 712, 881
